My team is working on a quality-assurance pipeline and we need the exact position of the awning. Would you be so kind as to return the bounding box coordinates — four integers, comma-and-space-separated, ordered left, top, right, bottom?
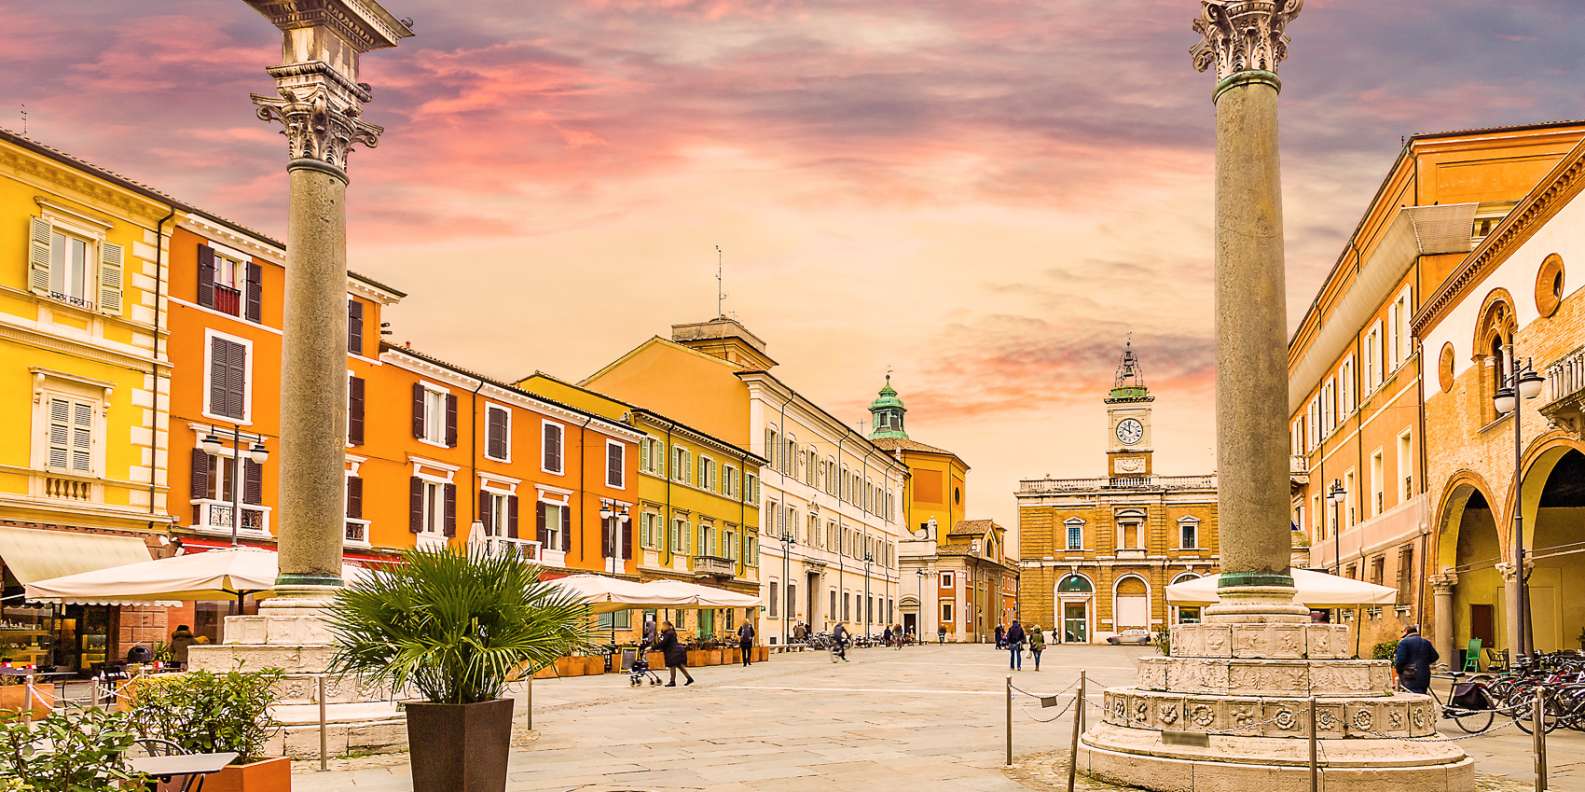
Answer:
1166, 568, 1398, 608
0, 526, 152, 586
26, 546, 371, 607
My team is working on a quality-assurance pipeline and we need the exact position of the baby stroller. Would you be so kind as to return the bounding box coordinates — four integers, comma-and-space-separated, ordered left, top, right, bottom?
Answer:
630, 643, 663, 686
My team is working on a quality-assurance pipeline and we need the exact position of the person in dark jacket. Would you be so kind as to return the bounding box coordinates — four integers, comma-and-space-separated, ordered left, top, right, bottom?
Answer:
1393, 624, 1439, 694
737, 620, 756, 667
994, 623, 1006, 649
1005, 620, 1026, 670
831, 622, 850, 663
657, 621, 694, 686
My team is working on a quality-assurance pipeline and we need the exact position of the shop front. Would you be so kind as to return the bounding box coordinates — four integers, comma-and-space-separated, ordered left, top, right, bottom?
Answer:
0, 525, 155, 674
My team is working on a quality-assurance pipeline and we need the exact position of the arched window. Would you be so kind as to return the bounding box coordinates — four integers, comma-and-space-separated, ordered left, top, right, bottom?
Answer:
1057, 575, 1093, 594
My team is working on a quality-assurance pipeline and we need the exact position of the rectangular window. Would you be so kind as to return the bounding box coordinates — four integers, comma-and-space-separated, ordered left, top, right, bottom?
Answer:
1370, 450, 1384, 517
542, 421, 564, 474
1396, 547, 1414, 605
480, 490, 509, 536
724, 529, 736, 561
422, 388, 447, 445
769, 581, 780, 618
205, 334, 250, 421
724, 465, 737, 497
1344, 469, 1357, 528
698, 456, 714, 490
47, 228, 93, 305
606, 440, 625, 488
1398, 430, 1414, 500
673, 447, 691, 484
484, 404, 511, 462
347, 298, 364, 355
1370, 556, 1386, 586
420, 480, 445, 535
1340, 357, 1355, 415
45, 395, 94, 473
745, 473, 757, 502
1180, 521, 1198, 549
941, 571, 955, 589
941, 602, 953, 623
543, 500, 565, 548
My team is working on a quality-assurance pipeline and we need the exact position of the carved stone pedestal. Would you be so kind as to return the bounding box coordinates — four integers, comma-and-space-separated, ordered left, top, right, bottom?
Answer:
1076, 621, 1473, 791
187, 591, 407, 759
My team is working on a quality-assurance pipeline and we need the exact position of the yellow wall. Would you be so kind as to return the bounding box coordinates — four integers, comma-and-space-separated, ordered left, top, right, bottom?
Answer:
900, 449, 966, 536
582, 339, 751, 447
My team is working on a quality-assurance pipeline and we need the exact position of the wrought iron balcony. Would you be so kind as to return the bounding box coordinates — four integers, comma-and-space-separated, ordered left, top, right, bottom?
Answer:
468, 533, 541, 562
190, 499, 269, 537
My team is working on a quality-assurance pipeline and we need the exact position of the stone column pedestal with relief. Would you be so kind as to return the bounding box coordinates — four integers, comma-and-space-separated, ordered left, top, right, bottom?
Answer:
187, 0, 413, 759
1075, 3, 1470, 788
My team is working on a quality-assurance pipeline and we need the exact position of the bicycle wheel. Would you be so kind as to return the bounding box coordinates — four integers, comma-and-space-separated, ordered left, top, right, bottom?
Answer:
1511, 688, 1564, 735
1449, 687, 1494, 734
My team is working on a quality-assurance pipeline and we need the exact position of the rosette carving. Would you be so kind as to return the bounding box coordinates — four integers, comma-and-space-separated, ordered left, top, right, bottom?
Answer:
1191, 0, 1304, 80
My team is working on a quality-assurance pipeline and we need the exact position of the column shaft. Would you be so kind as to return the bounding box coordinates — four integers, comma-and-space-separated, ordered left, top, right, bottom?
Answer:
277, 164, 349, 587
1213, 75, 1293, 582
1432, 583, 1455, 668
1503, 571, 1521, 657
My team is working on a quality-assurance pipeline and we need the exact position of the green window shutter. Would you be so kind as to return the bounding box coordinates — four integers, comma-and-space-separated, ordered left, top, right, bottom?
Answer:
98, 241, 123, 315
27, 218, 50, 294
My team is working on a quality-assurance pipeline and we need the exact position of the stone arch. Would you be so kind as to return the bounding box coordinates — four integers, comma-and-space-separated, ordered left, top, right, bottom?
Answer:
1112, 573, 1151, 632
1516, 442, 1585, 651
1054, 572, 1095, 644
1434, 470, 1503, 572
1515, 434, 1585, 550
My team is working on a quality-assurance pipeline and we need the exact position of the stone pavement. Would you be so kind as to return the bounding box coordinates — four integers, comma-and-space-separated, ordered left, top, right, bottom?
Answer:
290, 644, 1580, 791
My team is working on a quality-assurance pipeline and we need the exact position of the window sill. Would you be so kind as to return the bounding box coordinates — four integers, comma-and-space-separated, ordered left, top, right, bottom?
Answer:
417, 438, 450, 450
483, 454, 511, 464
201, 410, 252, 427
35, 290, 98, 315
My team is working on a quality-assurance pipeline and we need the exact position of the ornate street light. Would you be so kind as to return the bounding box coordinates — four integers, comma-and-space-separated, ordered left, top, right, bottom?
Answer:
202, 428, 267, 548
1495, 349, 1545, 658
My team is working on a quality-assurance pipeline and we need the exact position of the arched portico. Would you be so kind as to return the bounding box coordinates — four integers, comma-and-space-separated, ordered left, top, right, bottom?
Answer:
1516, 444, 1585, 653
1434, 474, 1504, 669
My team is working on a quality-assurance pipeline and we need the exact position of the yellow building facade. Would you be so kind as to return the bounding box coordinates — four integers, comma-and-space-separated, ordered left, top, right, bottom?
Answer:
0, 131, 177, 666
1017, 342, 1220, 643
517, 373, 764, 642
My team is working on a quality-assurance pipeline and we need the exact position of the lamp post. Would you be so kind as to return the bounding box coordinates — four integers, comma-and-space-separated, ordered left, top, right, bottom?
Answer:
1327, 479, 1346, 575
915, 568, 927, 645
780, 531, 796, 646
863, 550, 873, 638
1494, 344, 1545, 659
200, 428, 269, 547
598, 501, 631, 652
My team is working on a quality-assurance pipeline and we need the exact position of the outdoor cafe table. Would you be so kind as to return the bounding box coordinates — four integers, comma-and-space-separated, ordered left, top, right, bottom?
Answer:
129, 751, 237, 791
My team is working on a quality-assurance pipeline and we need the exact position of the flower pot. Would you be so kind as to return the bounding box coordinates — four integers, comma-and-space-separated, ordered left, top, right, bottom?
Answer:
646, 651, 666, 669
554, 656, 582, 677
200, 757, 292, 792
406, 699, 514, 792
726, 648, 741, 664
583, 655, 606, 675
531, 663, 557, 680
757, 646, 770, 662
707, 649, 724, 665
685, 649, 705, 667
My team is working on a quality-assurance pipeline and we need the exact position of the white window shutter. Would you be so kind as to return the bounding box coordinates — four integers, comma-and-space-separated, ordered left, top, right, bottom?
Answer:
28, 218, 51, 294
98, 241, 124, 314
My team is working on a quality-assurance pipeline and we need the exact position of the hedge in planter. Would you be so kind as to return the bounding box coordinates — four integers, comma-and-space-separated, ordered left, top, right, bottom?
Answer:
126, 667, 283, 762
326, 547, 591, 792
0, 705, 146, 791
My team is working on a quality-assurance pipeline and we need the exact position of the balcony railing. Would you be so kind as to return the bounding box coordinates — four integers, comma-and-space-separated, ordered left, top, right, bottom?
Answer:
1541, 346, 1585, 434
1019, 474, 1217, 495
43, 473, 93, 501
692, 554, 735, 577
213, 284, 241, 316
469, 533, 541, 562
190, 499, 269, 536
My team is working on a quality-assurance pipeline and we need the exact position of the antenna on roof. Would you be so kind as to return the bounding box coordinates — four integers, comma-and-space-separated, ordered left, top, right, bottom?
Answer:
715, 244, 726, 318
18, 104, 26, 136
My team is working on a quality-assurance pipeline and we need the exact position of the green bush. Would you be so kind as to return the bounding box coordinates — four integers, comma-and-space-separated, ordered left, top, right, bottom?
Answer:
126, 667, 282, 764
0, 705, 146, 791
327, 547, 592, 704
1152, 627, 1171, 656
1371, 640, 1399, 660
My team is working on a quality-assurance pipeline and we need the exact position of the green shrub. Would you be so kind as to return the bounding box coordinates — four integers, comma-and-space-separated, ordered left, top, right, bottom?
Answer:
1152, 627, 1171, 656
0, 705, 146, 791
327, 547, 592, 704
126, 667, 282, 763
1371, 640, 1399, 660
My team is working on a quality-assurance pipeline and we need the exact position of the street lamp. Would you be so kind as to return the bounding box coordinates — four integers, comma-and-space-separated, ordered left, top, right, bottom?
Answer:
598, 502, 631, 575
201, 428, 269, 548
915, 568, 927, 645
1327, 479, 1346, 575
1494, 347, 1545, 659
780, 531, 796, 646
863, 550, 874, 638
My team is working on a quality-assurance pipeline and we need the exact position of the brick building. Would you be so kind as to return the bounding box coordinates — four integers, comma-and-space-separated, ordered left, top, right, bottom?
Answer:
1017, 342, 1219, 643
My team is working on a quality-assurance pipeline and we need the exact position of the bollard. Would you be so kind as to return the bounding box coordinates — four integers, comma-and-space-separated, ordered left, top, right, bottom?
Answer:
22, 675, 34, 726
526, 674, 533, 730
1067, 671, 1085, 792
1005, 675, 1013, 767
1308, 696, 1319, 792
1533, 689, 1547, 791
318, 675, 328, 772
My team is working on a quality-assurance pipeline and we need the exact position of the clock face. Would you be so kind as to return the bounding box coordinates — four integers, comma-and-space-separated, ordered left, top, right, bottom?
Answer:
1115, 418, 1144, 446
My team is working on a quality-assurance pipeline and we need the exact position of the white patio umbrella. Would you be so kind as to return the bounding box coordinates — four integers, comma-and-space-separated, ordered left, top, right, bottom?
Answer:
639, 579, 760, 609
549, 574, 693, 613
25, 546, 370, 609
1165, 568, 1398, 608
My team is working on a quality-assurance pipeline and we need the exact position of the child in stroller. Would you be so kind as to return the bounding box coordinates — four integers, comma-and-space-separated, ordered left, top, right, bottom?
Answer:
630, 641, 663, 686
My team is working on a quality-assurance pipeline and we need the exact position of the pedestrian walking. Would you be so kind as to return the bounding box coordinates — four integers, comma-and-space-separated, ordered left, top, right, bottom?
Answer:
1392, 624, 1438, 694
1005, 619, 1026, 671
893, 623, 904, 650
1027, 623, 1045, 671
994, 623, 1006, 649
657, 621, 694, 687
737, 620, 756, 667
937, 625, 946, 645
831, 622, 850, 662
882, 625, 893, 647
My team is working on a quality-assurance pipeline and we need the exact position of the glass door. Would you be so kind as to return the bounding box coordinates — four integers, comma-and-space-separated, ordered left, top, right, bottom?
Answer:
1063, 602, 1088, 643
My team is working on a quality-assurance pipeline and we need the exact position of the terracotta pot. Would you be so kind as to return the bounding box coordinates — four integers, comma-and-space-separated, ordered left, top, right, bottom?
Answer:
583, 656, 606, 675
200, 757, 292, 792
646, 651, 666, 669
757, 646, 770, 662
726, 648, 741, 664
406, 699, 514, 792
707, 649, 724, 665
0, 684, 52, 720
531, 664, 557, 680
554, 656, 581, 677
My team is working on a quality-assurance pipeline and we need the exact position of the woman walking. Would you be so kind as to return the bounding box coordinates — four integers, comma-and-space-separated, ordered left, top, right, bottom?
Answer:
1027, 623, 1046, 671
657, 621, 694, 686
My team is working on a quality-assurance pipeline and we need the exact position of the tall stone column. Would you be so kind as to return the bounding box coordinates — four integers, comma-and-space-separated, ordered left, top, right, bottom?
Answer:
188, 1, 413, 760
1498, 562, 1521, 657
1430, 573, 1457, 668
1073, 4, 1472, 787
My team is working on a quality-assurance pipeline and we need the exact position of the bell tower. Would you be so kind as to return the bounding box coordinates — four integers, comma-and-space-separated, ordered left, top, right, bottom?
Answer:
1105, 338, 1154, 478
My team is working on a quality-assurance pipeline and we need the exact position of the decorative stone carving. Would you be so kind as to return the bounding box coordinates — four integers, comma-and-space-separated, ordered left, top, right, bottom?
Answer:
1188, 700, 1218, 728
1191, 0, 1305, 80
253, 63, 383, 174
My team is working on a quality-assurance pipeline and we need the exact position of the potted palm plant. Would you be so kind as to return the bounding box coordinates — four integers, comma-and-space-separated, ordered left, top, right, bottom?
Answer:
326, 548, 589, 792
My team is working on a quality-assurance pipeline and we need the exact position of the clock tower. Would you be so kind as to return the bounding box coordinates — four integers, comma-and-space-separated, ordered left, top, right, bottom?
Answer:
1105, 338, 1154, 479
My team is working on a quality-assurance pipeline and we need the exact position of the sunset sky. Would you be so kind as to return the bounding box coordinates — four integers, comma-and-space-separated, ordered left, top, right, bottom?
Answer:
4, 1, 1577, 531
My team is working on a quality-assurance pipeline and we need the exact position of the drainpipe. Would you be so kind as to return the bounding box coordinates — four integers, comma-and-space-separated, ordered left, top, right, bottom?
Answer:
468, 379, 484, 544
578, 415, 592, 565
149, 209, 175, 532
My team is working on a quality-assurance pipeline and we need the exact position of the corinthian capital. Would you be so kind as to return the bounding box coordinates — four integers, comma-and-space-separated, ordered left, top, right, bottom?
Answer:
1191, 0, 1304, 80
253, 62, 383, 176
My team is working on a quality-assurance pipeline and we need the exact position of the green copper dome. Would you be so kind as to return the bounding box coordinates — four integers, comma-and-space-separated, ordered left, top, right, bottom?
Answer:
869, 374, 908, 439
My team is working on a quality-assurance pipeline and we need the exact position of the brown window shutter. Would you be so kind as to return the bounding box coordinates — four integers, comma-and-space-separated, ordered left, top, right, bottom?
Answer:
190, 447, 210, 500
445, 394, 458, 447
602, 516, 612, 559
347, 476, 363, 519
243, 459, 263, 504
443, 483, 457, 537
245, 262, 262, 322
347, 376, 365, 446
347, 299, 364, 355
197, 245, 215, 308
412, 382, 425, 438
487, 409, 507, 459
208, 340, 228, 417
536, 501, 548, 545
478, 490, 493, 533
228, 341, 247, 418
561, 504, 571, 552
507, 495, 519, 538
623, 517, 633, 559
409, 477, 423, 533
